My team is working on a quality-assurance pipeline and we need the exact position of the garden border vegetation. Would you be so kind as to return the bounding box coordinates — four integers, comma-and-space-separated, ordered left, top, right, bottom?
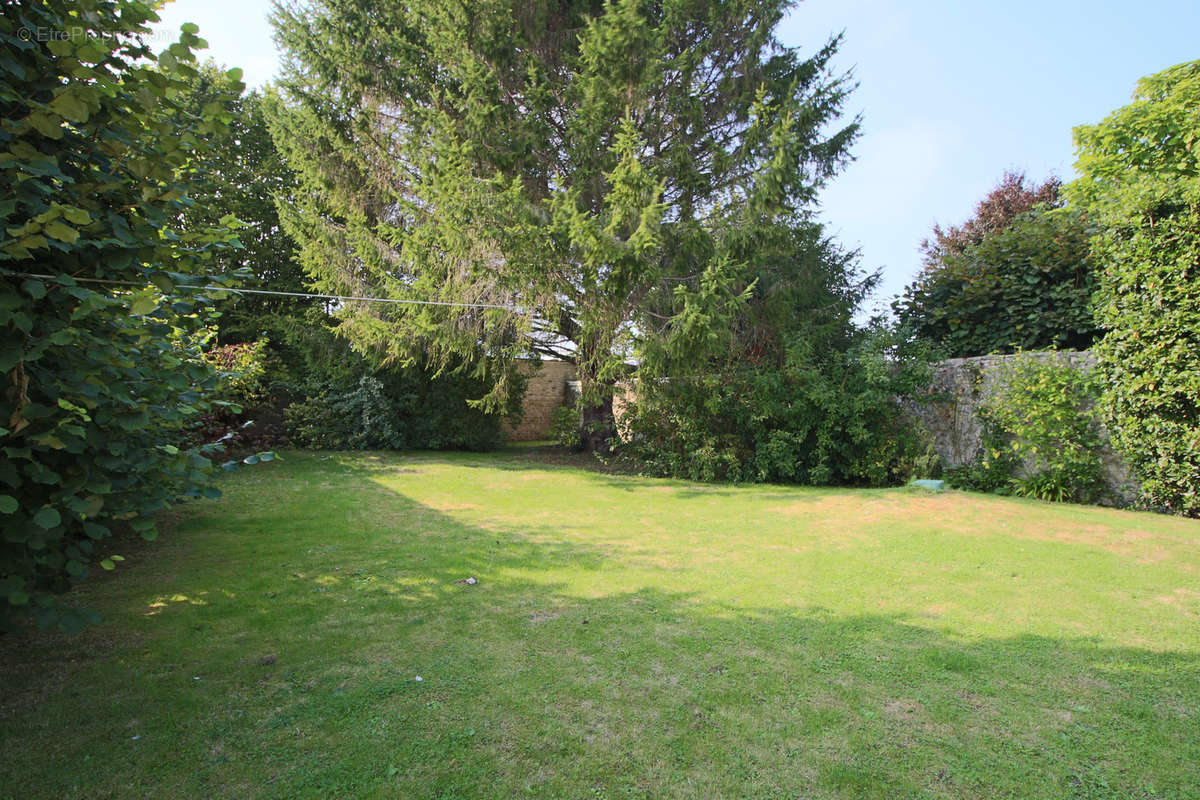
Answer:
0, 1, 251, 631
1068, 60, 1200, 517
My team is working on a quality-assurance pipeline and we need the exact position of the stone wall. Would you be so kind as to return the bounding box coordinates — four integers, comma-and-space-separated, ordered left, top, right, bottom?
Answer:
904, 350, 1137, 502
503, 360, 577, 441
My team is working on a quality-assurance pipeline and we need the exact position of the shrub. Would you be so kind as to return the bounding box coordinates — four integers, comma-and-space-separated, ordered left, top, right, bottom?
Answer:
943, 420, 1018, 495
550, 406, 582, 451
285, 364, 515, 453
286, 376, 407, 450
624, 329, 936, 486
0, 1, 246, 631
191, 337, 290, 454
205, 339, 273, 407
981, 356, 1105, 504
1068, 60, 1200, 516
203, 308, 518, 454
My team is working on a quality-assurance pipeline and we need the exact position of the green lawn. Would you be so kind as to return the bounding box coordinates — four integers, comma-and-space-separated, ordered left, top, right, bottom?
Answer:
2, 450, 1198, 799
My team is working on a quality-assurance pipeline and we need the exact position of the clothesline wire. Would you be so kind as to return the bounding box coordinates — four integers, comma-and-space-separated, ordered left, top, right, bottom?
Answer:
7, 272, 528, 312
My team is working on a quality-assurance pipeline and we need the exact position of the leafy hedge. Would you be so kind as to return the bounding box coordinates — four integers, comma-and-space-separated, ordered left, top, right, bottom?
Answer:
0, 1, 244, 631
205, 339, 273, 406
981, 356, 1105, 504
285, 368, 513, 453
1068, 60, 1200, 516
623, 329, 937, 486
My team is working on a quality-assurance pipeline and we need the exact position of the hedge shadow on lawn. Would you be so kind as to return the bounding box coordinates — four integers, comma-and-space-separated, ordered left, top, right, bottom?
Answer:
0, 454, 1197, 799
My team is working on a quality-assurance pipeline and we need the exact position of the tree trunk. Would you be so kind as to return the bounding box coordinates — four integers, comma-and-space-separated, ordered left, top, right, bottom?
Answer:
579, 391, 616, 454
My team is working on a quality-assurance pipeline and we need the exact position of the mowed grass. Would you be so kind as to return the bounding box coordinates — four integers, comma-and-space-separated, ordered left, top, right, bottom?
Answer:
2, 451, 1199, 799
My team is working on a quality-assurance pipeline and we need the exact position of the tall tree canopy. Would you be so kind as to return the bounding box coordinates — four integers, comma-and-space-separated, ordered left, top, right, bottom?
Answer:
919, 171, 1063, 268
174, 65, 311, 342
270, 0, 857, 448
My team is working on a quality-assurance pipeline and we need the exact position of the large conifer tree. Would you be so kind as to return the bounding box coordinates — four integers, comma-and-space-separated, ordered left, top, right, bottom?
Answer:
270, 0, 856, 449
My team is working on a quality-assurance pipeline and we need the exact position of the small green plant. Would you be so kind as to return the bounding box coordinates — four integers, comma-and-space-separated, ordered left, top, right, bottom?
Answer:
550, 405, 582, 451
898, 440, 944, 482
944, 417, 1018, 494
205, 338, 273, 407
982, 355, 1105, 503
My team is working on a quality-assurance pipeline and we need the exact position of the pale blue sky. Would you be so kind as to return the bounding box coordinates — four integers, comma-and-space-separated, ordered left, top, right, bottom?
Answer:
153, 0, 1200, 312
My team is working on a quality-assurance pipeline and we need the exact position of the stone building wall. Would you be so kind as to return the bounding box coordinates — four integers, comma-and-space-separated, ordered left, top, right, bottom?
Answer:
903, 350, 1137, 502
503, 360, 577, 441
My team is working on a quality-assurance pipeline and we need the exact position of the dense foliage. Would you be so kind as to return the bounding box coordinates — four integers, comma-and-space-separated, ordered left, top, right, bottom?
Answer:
982, 356, 1105, 504
270, 0, 857, 449
286, 372, 509, 452
896, 173, 1100, 357
624, 329, 937, 485
0, 1, 245, 631
205, 339, 273, 407
190, 310, 517, 455
276, 313, 516, 452
623, 219, 938, 485
174, 65, 315, 342
169, 61, 513, 455
920, 171, 1064, 266
1068, 60, 1200, 516
941, 420, 1017, 496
